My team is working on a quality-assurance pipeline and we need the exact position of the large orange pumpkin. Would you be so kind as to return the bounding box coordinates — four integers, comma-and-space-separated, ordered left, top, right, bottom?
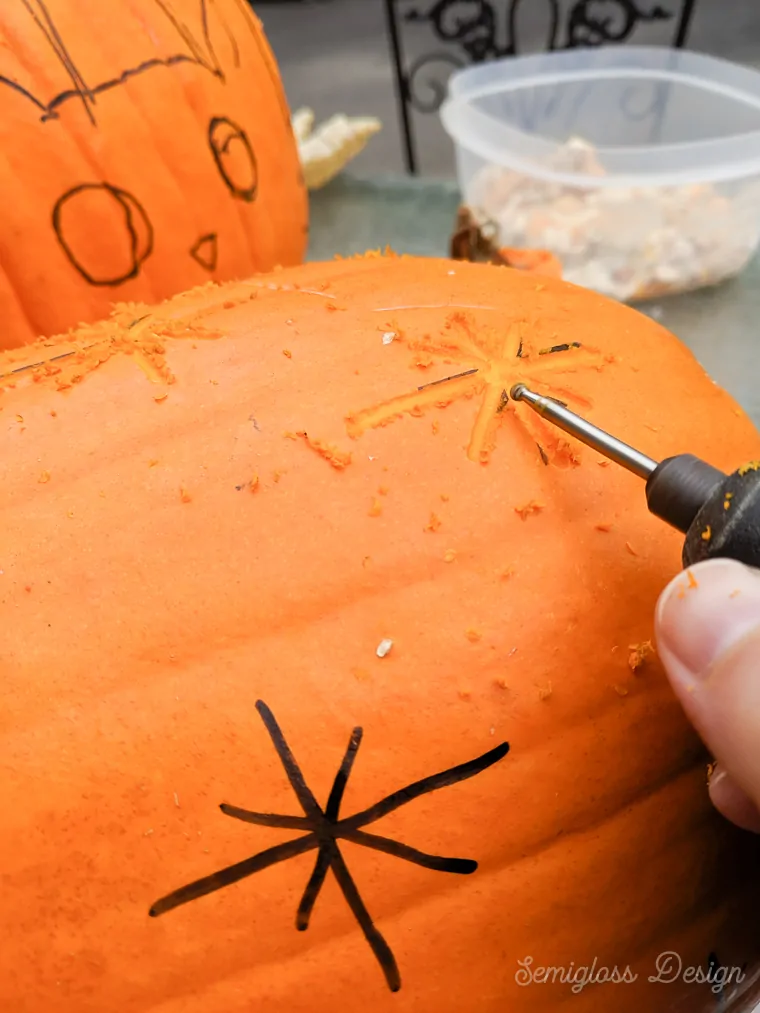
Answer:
0, 0, 306, 351
2, 255, 760, 1013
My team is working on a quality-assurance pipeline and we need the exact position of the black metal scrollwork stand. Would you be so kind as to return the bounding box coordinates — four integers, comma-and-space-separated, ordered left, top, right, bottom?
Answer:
384, 0, 698, 173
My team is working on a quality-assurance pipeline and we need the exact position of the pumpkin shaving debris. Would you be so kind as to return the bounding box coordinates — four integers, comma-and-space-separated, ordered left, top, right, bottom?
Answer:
515, 500, 544, 520
376, 638, 393, 659
628, 640, 655, 672
424, 512, 442, 532
295, 431, 351, 470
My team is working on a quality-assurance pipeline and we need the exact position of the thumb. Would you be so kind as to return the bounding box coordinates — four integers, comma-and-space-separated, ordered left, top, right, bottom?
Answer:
655, 558, 760, 833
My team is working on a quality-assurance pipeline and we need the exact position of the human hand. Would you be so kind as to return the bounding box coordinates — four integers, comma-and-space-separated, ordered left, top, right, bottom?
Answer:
655, 558, 760, 833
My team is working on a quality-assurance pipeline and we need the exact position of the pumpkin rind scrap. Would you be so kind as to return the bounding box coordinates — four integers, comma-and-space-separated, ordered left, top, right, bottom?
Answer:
1, 255, 760, 1013
0, 0, 307, 350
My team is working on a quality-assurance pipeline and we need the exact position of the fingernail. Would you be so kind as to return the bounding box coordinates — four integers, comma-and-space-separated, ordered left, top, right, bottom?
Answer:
656, 558, 760, 681
709, 765, 760, 833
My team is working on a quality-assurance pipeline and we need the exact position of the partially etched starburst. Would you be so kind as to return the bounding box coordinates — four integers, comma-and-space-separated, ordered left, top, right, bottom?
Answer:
346, 312, 608, 463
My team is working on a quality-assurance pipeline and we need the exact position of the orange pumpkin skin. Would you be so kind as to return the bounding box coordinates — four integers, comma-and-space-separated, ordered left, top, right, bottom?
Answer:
2, 256, 760, 1013
0, 0, 306, 351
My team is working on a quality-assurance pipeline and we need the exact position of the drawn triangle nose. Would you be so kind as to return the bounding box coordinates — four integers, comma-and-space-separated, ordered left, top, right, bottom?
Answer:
190, 232, 218, 272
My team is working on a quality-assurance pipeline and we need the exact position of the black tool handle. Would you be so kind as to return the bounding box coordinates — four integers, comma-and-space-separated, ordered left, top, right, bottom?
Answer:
645, 454, 760, 568
683, 464, 760, 568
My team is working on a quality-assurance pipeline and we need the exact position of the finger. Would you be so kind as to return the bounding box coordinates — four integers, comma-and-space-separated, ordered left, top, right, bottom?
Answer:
655, 558, 760, 823
708, 765, 760, 833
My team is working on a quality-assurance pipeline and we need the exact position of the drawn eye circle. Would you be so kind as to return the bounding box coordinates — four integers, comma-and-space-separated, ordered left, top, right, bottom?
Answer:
208, 116, 258, 202
52, 182, 153, 286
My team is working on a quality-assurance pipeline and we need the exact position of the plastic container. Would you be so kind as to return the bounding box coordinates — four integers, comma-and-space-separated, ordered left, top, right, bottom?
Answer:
440, 47, 760, 302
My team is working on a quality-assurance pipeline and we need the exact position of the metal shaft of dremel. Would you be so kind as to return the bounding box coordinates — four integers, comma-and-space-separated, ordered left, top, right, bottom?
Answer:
509, 384, 657, 479
508, 384, 726, 537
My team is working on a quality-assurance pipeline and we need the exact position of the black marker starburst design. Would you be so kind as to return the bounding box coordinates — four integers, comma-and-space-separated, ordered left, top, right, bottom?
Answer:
150, 700, 510, 992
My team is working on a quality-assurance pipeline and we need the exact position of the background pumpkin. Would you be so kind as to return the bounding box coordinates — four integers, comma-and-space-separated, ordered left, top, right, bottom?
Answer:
1, 255, 760, 1012
0, 0, 306, 351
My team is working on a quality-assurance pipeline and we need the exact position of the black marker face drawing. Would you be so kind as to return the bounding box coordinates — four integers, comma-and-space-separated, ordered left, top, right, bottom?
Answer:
190, 232, 219, 272
3, 1, 275, 289
149, 700, 510, 992
52, 183, 154, 286
208, 116, 259, 202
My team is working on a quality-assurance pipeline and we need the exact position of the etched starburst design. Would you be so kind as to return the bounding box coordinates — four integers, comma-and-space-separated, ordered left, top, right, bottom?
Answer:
346, 312, 608, 463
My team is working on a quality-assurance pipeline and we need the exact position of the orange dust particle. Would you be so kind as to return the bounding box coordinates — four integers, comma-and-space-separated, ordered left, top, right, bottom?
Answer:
597, 460, 611, 468
424, 512, 442, 532
497, 567, 514, 580
378, 485, 389, 496
49, 410, 57, 417
431, 421, 440, 435
15, 414, 23, 423
494, 678, 509, 690
465, 628, 482, 642
38, 470, 51, 484
66, 509, 75, 519
730, 589, 741, 598
625, 541, 638, 556
444, 549, 457, 563
701, 525, 712, 542
628, 640, 655, 672
148, 459, 159, 467
724, 492, 734, 510
180, 487, 192, 504
687, 569, 699, 590
595, 522, 612, 533
514, 500, 544, 521
368, 498, 383, 517
537, 682, 553, 701
326, 302, 341, 312
361, 555, 371, 568
296, 431, 352, 470
283, 431, 298, 440
250, 474, 260, 493
458, 688, 472, 701
153, 393, 168, 403
282, 349, 292, 358
352, 668, 371, 683
273, 470, 283, 483
440, 492, 450, 502
613, 684, 629, 697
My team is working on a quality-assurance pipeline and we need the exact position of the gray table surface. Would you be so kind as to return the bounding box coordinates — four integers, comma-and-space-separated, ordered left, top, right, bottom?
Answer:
308, 173, 760, 429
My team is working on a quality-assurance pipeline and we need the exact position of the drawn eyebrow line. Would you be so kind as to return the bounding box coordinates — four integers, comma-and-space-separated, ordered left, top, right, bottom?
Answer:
43, 54, 216, 120
4, 0, 251, 123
